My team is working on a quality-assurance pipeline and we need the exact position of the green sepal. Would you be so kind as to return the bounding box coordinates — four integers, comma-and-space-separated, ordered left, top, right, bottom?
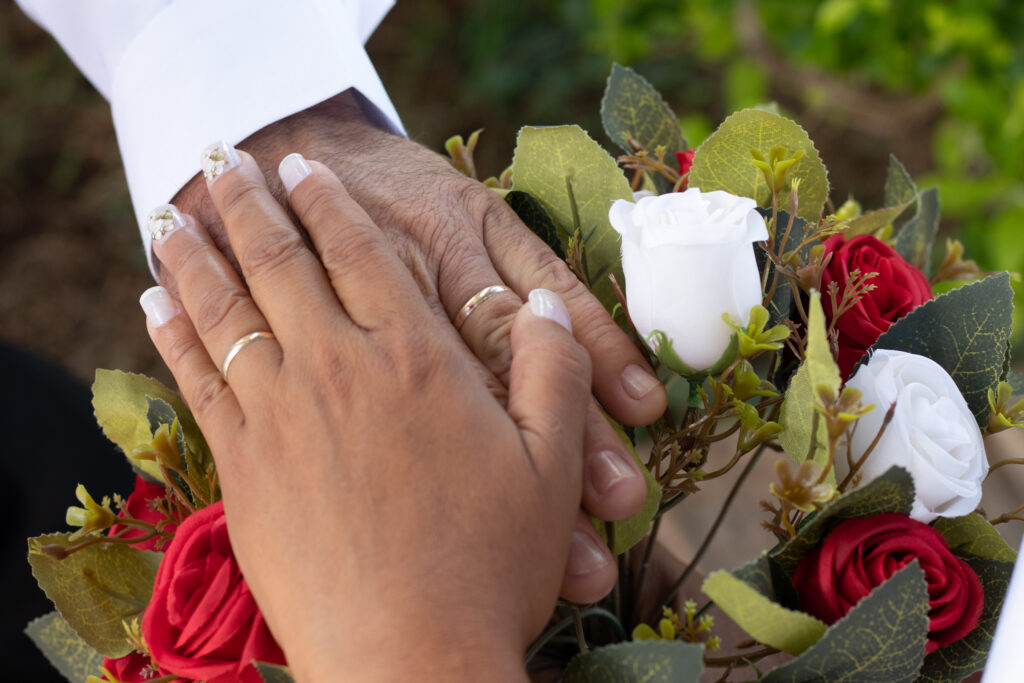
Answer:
647, 329, 738, 381
562, 640, 704, 683
25, 611, 105, 683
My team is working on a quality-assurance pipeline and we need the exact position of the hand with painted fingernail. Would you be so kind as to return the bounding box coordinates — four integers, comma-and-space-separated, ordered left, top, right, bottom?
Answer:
141, 151, 607, 681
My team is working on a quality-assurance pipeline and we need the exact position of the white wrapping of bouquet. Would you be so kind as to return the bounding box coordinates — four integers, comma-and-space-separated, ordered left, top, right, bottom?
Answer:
981, 537, 1024, 682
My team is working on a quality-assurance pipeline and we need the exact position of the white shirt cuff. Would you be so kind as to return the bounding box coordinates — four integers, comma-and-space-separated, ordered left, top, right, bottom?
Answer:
110, 0, 404, 275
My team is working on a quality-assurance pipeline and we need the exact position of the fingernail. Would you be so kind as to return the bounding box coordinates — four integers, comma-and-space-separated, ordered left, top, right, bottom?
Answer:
139, 286, 179, 327
278, 153, 312, 194
590, 449, 640, 496
200, 140, 240, 183
147, 204, 188, 242
528, 288, 572, 333
621, 363, 660, 400
566, 531, 610, 576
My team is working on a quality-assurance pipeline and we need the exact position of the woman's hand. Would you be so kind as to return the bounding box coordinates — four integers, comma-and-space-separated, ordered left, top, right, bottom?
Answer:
140, 147, 614, 681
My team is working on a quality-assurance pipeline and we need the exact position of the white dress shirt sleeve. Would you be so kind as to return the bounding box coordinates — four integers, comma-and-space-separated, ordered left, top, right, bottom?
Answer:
15, 0, 403, 273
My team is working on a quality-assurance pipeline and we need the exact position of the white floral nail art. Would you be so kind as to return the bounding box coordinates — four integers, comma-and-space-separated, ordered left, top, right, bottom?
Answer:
147, 204, 185, 241
200, 141, 240, 182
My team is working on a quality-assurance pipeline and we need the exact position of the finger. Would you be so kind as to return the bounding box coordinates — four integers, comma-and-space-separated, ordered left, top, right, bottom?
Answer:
560, 511, 617, 605
507, 289, 591, 491
581, 404, 648, 522
485, 202, 667, 425
149, 205, 281, 395
277, 154, 433, 330
199, 142, 346, 339
139, 286, 243, 438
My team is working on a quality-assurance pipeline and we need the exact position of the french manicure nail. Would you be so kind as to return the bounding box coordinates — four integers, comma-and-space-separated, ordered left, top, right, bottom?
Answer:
147, 204, 187, 242
591, 449, 640, 496
621, 363, 660, 400
200, 140, 240, 183
139, 286, 179, 327
528, 289, 572, 333
278, 153, 312, 194
566, 530, 610, 576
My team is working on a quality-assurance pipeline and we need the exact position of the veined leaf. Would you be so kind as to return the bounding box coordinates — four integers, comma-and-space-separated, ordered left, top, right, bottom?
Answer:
511, 125, 633, 314
25, 611, 105, 683
761, 562, 929, 683
778, 291, 840, 483
689, 109, 829, 223
505, 190, 565, 259
884, 154, 917, 210
28, 533, 162, 657
893, 187, 940, 274
866, 272, 1014, 427
562, 640, 704, 683
842, 203, 913, 237
933, 513, 1018, 563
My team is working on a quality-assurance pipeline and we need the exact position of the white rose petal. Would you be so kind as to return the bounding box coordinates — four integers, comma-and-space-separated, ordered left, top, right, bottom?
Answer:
608, 188, 768, 371
843, 349, 988, 523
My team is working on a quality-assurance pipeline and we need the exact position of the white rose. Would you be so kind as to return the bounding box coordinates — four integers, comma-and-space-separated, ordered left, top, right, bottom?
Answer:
608, 188, 769, 371
844, 349, 988, 523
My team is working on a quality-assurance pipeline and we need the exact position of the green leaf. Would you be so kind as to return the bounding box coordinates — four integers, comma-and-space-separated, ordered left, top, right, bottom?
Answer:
893, 187, 940, 274
917, 557, 1015, 682
592, 414, 661, 554
756, 208, 811, 327
689, 109, 829, 223
510, 125, 633, 314
505, 190, 565, 259
255, 661, 296, 683
778, 291, 840, 482
867, 272, 1014, 427
884, 154, 917, 209
28, 533, 162, 657
601, 63, 686, 194
761, 562, 929, 683
92, 370, 211, 481
771, 466, 915, 574
731, 552, 800, 608
842, 203, 913, 237
25, 611, 105, 683
932, 513, 1017, 563
562, 640, 704, 683
702, 569, 826, 655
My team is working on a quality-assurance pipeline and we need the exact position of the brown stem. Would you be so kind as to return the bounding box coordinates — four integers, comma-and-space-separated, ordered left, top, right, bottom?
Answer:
986, 458, 1024, 480
704, 646, 780, 668
837, 401, 897, 492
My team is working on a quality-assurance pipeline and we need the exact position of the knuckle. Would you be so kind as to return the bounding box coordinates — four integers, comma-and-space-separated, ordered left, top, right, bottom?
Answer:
193, 287, 251, 337
163, 328, 204, 371
533, 251, 588, 299
187, 373, 231, 421
239, 228, 308, 276
218, 178, 268, 220
319, 224, 384, 268
297, 182, 345, 227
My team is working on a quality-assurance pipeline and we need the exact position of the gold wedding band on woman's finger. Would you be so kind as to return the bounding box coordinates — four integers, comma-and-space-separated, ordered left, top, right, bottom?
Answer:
454, 285, 512, 331
221, 331, 276, 379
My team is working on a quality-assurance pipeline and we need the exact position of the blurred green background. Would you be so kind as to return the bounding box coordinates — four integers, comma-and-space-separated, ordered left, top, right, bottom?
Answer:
3, 0, 1023, 383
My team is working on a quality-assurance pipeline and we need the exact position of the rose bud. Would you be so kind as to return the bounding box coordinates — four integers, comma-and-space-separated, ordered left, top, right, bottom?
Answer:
843, 350, 987, 523
820, 234, 933, 379
142, 501, 285, 682
793, 513, 984, 653
609, 188, 768, 372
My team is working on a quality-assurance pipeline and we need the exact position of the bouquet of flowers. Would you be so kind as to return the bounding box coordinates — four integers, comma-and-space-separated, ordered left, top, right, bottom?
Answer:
25, 63, 1023, 682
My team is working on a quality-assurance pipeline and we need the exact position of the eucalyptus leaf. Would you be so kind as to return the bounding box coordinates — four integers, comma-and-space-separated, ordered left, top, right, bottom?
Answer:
561, 640, 704, 683
893, 187, 940, 274
25, 611, 105, 683
771, 466, 914, 574
601, 63, 686, 194
884, 154, 917, 209
592, 414, 661, 554
28, 533, 162, 657
506, 190, 565, 258
778, 291, 840, 482
255, 661, 296, 683
932, 513, 1017, 563
689, 109, 829, 223
761, 562, 929, 683
702, 569, 826, 655
866, 272, 1014, 426
511, 125, 633, 313
917, 557, 1015, 682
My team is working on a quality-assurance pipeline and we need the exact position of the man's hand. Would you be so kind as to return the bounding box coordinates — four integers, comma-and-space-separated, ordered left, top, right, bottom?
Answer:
168, 91, 668, 603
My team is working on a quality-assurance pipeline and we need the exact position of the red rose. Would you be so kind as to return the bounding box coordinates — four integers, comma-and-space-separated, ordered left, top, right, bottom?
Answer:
820, 234, 932, 379
109, 476, 181, 551
99, 652, 173, 682
792, 513, 983, 653
675, 149, 695, 189
142, 501, 286, 682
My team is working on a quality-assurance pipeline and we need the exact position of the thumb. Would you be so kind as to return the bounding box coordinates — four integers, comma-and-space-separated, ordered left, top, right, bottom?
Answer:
507, 289, 593, 495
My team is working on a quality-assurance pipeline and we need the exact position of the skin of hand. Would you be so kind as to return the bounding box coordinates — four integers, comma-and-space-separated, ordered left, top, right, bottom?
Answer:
144, 151, 606, 681
165, 92, 667, 601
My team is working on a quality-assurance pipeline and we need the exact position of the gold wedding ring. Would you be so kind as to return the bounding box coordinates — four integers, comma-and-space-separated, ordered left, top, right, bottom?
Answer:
221, 331, 276, 379
454, 285, 513, 331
